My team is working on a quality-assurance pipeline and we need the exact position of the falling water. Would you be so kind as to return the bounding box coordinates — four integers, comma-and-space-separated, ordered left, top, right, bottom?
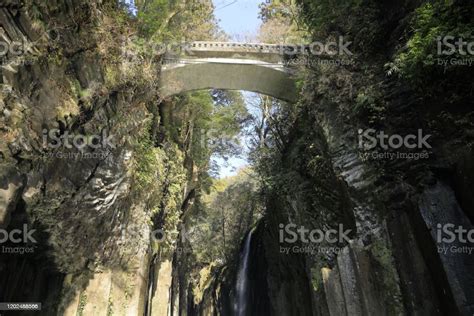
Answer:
234, 228, 254, 316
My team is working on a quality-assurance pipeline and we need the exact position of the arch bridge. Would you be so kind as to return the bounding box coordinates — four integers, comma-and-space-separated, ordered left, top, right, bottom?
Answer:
159, 41, 307, 103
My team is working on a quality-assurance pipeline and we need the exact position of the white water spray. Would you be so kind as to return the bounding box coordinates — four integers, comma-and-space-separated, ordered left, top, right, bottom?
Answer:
234, 228, 254, 316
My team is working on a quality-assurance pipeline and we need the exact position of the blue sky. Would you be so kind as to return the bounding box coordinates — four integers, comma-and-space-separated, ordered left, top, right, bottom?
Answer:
213, 0, 261, 40
212, 1, 262, 177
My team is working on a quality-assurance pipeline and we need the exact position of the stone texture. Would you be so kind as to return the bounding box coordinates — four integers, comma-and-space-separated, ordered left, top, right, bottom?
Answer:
336, 245, 363, 316
321, 267, 347, 316
418, 182, 474, 315
151, 259, 173, 316
0, 172, 22, 227
160, 62, 297, 103
82, 271, 112, 316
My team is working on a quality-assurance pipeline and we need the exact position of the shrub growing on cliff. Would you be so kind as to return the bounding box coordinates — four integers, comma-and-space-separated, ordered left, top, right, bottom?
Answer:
297, 0, 381, 56
386, 0, 474, 81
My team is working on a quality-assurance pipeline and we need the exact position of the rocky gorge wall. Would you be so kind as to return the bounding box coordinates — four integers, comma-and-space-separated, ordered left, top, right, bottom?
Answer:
0, 1, 179, 315
195, 1, 474, 315
299, 1, 474, 314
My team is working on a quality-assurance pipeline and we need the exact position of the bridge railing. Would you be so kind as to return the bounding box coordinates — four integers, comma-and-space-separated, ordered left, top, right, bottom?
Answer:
185, 41, 308, 55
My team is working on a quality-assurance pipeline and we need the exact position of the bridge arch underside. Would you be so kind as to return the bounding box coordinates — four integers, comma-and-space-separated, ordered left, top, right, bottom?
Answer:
159, 63, 297, 103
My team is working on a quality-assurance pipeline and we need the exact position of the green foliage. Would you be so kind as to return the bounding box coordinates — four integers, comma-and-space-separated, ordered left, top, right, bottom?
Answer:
258, 0, 309, 43
259, 0, 295, 22
128, 114, 187, 254
189, 169, 262, 264
297, 0, 381, 55
76, 292, 87, 316
136, 0, 173, 39
130, 124, 163, 192
136, 0, 223, 41
193, 263, 215, 303
167, 90, 248, 177
107, 296, 114, 316
353, 87, 386, 124
386, 1, 474, 80
310, 266, 322, 292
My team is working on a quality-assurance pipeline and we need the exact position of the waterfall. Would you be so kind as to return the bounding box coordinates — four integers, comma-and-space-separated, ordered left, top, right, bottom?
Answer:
234, 228, 254, 316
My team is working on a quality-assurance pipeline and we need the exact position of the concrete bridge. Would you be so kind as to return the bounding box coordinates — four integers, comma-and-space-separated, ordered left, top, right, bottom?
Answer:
159, 41, 304, 102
